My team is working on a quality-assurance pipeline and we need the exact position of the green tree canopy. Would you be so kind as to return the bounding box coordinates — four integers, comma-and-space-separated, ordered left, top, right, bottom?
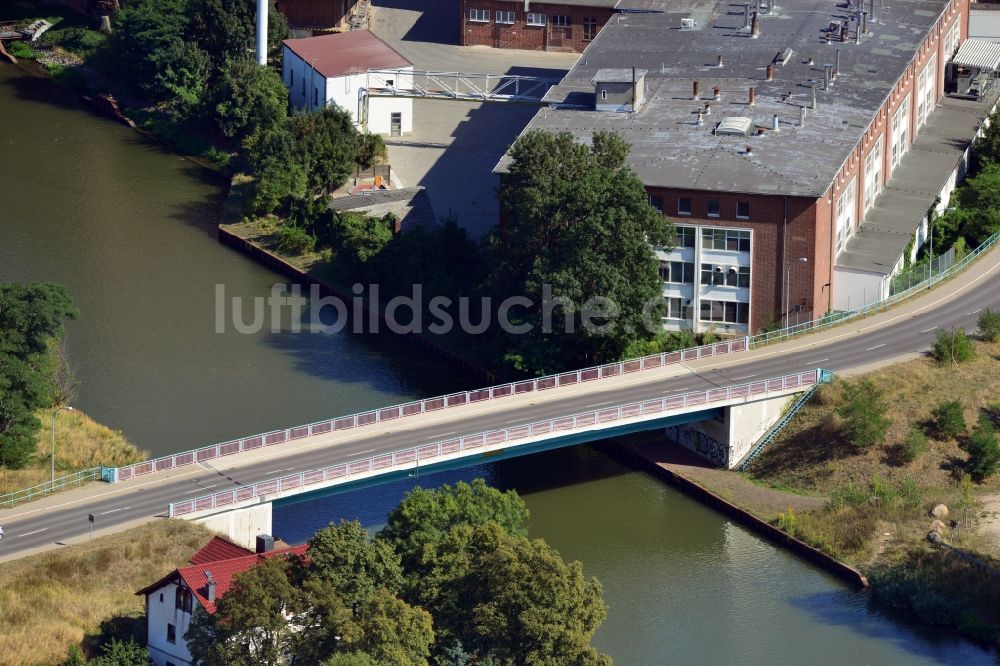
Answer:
187, 0, 289, 64
305, 520, 405, 603
837, 379, 891, 448
954, 164, 1000, 246
288, 106, 358, 197
485, 130, 674, 374
108, 0, 193, 102
0, 282, 78, 468
211, 57, 289, 155
329, 212, 395, 266
380, 478, 529, 574
412, 523, 610, 666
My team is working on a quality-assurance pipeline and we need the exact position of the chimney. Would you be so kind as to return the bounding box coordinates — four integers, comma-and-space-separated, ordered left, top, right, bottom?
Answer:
835, 49, 841, 78
800, 105, 807, 126
861, 10, 868, 34
205, 571, 216, 603
751, 13, 761, 38
697, 109, 705, 126
704, 102, 712, 115
811, 84, 817, 109
745, 144, 754, 156
855, 12, 862, 43
693, 80, 701, 100
824, 64, 833, 90
718, 54, 724, 68
772, 114, 780, 131
256, 534, 275, 554
748, 86, 756, 107
766, 64, 774, 81
713, 86, 721, 100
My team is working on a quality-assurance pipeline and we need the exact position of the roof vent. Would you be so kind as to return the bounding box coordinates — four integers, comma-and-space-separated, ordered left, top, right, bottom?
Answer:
205, 571, 216, 602
680, 17, 697, 30
715, 117, 754, 137
776, 48, 794, 66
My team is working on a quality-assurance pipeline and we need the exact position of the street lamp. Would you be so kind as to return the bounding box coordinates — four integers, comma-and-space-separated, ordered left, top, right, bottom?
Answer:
784, 257, 809, 327
51, 405, 73, 486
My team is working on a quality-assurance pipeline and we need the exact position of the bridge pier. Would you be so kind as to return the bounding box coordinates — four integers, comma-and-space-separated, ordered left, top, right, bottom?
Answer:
665, 394, 793, 468
192, 500, 272, 549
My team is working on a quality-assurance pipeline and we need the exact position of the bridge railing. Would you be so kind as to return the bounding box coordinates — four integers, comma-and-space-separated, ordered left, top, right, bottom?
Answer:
0, 467, 108, 509
167, 368, 819, 518
749, 229, 1000, 348
119, 338, 748, 484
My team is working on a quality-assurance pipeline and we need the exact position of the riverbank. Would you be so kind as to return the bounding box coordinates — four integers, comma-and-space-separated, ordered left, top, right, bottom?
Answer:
0, 519, 213, 665
0, 408, 146, 498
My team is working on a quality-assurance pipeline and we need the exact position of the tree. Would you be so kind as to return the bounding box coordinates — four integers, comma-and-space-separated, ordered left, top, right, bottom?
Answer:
412, 523, 610, 666
211, 57, 289, 156
964, 414, 1000, 481
836, 379, 891, 448
978, 308, 1000, 342
108, 0, 192, 102
954, 164, 1000, 245
329, 213, 394, 266
288, 106, 358, 197
305, 520, 405, 603
930, 327, 976, 364
157, 41, 212, 120
0, 282, 78, 468
186, 556, 301, 666
900, 426, 927, 463
187, 0, 289, 64
932, 400, 966, 439
89, 638, 152, 666
380, 478, 529, 573
973, 107, 1000, 171
485, 130, 674, 374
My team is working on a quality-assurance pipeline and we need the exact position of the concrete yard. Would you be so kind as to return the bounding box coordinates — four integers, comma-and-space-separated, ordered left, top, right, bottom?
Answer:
370, 0, 579, 237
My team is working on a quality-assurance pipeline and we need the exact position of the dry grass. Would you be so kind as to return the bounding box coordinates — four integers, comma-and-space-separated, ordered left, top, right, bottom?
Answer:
0, 409, 147, 496
751, 339, 1000, 496
0, 520, 213, 666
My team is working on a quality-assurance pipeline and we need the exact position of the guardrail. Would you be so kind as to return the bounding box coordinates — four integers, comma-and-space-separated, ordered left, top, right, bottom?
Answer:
0, 467, 107, 509
749, 230, 1000, 347
119, 337, 748, 483
168, 368, 820, 518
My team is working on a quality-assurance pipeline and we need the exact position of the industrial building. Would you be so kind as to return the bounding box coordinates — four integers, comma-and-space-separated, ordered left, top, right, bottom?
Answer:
459, 0, 617, 52
495, 0, 999, 335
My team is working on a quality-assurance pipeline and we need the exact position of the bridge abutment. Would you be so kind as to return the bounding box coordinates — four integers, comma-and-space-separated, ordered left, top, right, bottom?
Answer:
665, 394, 793, 468
192, 500, 273, 549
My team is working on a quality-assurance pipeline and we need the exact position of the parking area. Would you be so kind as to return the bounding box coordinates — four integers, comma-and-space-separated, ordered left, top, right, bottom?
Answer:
370, 0, 579, 236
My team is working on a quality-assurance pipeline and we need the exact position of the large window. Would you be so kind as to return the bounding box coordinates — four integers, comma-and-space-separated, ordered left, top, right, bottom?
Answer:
583, 17, 598, 40
835, 177, 857, 255
674, 226, 696, 247
736, 201, 750, 219
677, 197, 692, 215
469, 8, 489, 22
526, 12, 546, 26
495, 10, 514, 24
707, 199, 720, 217
863, 137, 883, 212
890, 94, 910, 172
660, 261, 695, 284
944, 21, 960, 61
552, 15, 571, 27
663, 297, 692, 320
917, 54, 937, 130
701, 264, 750, 288
700, 300, 749, 324
701, 228, 750, 252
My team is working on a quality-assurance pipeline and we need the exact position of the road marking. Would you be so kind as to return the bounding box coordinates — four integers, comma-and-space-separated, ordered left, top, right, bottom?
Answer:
99, 507, 129, 515
428, 431, 455, 439
865, 344, 887, 351
731, 374, 756, 380
585, 400, 616, 408
263, 467, 295, 474
18, 528, 47, 537
354, 448, 377, 456
968, 308, 982, 315
919, 326, 938, 334
806, 358, 829, 365
185, 484, 217, 494
664, 387, 688, 393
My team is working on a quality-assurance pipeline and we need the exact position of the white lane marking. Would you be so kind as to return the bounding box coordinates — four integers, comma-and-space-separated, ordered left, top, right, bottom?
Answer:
919, 326, 938, 334
806, 358, 829, 365
585, 400, 616, 408
354, 448, 377, 456
664, 387, 688, 393
18, 528, 47, 537
865, 343, 887, 351
428, 431, 456, 439
263, 467, 295, 475
185, 484, 217, 494
99, 507, 129, 515
969, 308, 983, 315
731, 374, 756, 380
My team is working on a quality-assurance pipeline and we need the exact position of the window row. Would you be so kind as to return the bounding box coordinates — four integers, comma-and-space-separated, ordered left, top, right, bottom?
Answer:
700, 300, 750, 324
701, 264, 750, 288
674, 197, 751, 220
468, 9, 571, 26
702, 228, 751, 252
659, 261, 695, 284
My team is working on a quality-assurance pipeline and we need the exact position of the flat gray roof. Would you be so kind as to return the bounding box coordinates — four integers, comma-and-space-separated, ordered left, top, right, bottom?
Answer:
496, 0, 954, 198
328, 187, 437, 232
593, 68, 647, 83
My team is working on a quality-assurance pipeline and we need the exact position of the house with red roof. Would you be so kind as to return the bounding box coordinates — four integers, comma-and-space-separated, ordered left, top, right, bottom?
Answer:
136, 535, 307, 666
281, 30, 414, 136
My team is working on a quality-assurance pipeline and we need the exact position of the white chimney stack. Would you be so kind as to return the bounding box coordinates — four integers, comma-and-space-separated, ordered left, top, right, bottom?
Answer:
256, 0, 268, 65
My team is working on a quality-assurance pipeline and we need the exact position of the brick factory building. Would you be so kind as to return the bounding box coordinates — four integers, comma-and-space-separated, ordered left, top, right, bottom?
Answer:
276, 0, 362, 31
496, 0, 996, 335
459, 0, 617, 52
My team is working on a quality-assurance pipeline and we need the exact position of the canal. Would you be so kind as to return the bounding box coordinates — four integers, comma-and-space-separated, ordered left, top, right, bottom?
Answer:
0, 63, 993, 664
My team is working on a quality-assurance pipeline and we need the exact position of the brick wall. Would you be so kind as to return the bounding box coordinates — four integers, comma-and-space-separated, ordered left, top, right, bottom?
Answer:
276, 0, 356, 29
459, 0, 613, 52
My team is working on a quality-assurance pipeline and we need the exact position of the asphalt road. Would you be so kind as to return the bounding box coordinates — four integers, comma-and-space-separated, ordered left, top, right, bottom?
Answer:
1, 255, 997, 561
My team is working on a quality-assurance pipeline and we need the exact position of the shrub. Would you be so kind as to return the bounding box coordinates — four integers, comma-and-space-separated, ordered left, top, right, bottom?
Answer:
901, 426, 927, 463
964, 414, 1000, 481
274, 225, 316, 254
932, 400, 966, 439
828, 482, 868, 509
977, 308, 1000, 342
7, 41, 39, 59
837, 379, 891, 448
931, 327, 975, 364
897, 476, 922, 509
870, 472, 897, 505
776, 506, 797, 536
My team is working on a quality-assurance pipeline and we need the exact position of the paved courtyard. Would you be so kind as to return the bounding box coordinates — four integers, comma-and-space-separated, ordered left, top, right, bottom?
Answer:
370, 0, 580, 237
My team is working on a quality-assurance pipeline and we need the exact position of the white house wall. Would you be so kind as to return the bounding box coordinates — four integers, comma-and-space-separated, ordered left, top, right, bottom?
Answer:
146, 583, 195, 666
832, 266, 888, 311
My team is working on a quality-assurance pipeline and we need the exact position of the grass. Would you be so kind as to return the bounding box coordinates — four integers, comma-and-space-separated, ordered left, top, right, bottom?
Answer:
0, 520, 213, 665
0, 409, 147, 497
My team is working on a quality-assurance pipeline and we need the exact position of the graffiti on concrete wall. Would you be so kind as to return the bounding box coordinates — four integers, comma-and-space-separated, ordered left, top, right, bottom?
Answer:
665, 425, 728, 467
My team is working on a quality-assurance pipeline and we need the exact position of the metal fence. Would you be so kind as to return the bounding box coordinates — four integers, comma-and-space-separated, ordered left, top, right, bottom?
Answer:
117, 338, 747, 483
890, 246, 957, 296
168, 368, 820, 518
0, 467, 108, 509
749, 230, 1000, 348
